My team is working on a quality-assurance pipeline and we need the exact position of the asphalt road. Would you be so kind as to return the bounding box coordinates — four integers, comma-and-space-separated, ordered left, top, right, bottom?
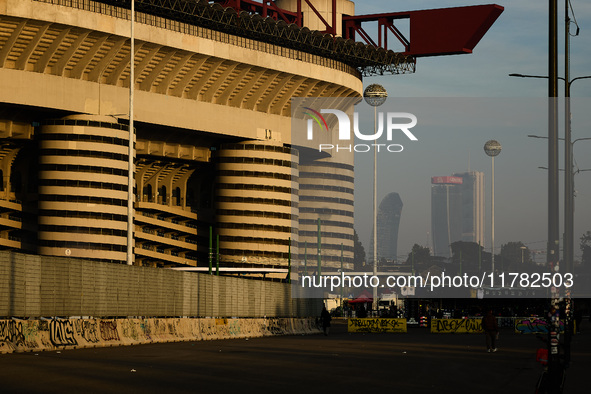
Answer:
1, 320, 590, 393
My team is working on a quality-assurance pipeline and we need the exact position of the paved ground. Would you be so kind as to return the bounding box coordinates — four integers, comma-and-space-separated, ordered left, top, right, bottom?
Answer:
1, 320, 590, 393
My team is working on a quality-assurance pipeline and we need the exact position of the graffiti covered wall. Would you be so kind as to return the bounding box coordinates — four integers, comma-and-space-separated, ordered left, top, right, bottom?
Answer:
0, 317, 320, 354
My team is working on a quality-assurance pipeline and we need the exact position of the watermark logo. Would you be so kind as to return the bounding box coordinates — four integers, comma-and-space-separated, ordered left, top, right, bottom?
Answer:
303, 108, 418, 153
303, 107, 328, 137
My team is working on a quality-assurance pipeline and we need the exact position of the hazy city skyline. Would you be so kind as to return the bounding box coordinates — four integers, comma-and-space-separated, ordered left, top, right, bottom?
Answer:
356, 0, 591, 258
353, 0, 591, 261
354, 98, 591, 262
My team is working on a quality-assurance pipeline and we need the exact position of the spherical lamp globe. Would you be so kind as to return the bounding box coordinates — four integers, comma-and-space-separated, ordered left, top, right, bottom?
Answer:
363, 84, 387, 107
484, 140, 502, 157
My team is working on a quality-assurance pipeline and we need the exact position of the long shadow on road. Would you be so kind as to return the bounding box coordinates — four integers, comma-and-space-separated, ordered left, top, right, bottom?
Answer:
1, 319, 590, 393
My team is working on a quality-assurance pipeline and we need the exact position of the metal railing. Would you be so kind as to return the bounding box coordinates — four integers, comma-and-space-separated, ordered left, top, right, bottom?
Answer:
33, 0, 365, 78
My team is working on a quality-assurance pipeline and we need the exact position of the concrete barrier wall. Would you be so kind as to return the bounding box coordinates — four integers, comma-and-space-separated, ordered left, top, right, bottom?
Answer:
0, 317, 321, 354
0, 251, 321, 318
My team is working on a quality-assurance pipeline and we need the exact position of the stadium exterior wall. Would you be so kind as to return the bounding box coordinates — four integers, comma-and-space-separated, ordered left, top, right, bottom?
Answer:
0, 0, 361, 270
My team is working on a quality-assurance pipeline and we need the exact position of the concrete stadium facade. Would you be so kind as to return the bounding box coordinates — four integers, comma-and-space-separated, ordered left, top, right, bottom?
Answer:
0, 0, 365, 273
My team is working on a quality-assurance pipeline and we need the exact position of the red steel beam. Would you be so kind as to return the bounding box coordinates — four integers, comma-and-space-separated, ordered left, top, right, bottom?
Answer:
213, 2, 503, 58
343, 4, 504, 57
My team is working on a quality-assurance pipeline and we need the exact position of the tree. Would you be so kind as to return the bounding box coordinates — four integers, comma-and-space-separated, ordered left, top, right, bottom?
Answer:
405, 244, 432, 273
353, 229, 366, 271
499, 241, 531, 271
450, 241, 485, 274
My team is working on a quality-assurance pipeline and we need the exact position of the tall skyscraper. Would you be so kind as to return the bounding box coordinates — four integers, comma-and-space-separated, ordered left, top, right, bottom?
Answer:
431, 171, 484, 258
454, 171, 485, 247
431, 177, 464, 258
370, 192, 403, 264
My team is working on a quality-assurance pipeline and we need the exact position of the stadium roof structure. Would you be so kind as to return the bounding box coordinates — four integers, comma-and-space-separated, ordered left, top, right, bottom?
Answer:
92, 1, 503, 77
94, 0, 415, 76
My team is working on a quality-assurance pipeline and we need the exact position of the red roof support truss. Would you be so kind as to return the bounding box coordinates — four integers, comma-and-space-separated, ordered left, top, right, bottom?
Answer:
346, 15, 411, 52
343, 4, 504, 57
213, 1, 504, 58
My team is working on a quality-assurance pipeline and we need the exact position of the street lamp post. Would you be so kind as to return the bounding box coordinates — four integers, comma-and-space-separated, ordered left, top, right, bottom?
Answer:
510, 75, 591, 274
549, 0, 560, 288
364, 84, 387, 315
536, 156, 591, 258
565, 78, 591, 274
512, 60, 591, 388
127, 0, 135, 266
564, 0, 572, 276
548, 2, 561, 383
484, 140, 501, 275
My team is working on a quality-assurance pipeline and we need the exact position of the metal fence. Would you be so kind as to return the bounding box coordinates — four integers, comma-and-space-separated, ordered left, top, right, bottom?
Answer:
32, 0, 362, 78
0, 251, 320, 318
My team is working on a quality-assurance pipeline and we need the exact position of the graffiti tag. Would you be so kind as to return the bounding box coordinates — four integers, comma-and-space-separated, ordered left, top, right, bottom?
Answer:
431, 319, 482, 334
228, 320, 241, 336
100, 320, 120, 341
0, 320, 25, 345
515, 318, 565, 334
74, 320, 100, 344
348, 318, 407, 333
49, 319, 77, 346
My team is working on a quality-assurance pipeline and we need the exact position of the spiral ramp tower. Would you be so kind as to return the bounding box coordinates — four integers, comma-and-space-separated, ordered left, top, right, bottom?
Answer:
37, 115, 133, 263
215, 139, 298, 268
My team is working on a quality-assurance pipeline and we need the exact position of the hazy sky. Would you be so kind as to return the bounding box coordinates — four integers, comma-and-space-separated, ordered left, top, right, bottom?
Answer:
352, 1, 591, 261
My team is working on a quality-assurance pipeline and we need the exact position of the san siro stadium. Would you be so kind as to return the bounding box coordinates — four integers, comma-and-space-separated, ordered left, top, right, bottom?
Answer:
0, 0, 500, 277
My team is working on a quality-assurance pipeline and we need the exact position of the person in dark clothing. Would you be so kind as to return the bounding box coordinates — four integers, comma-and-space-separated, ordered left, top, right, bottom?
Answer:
321, 307, 332, 336
574, 308, 583, 333
481, 309, 499, 352
357, 305, 367, 318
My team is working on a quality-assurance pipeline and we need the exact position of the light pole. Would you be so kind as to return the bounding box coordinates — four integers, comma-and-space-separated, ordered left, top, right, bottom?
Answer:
548, 2, 561, 387
484, 140, 501, 275
549, 0, 560, 290
510, 75, 591, 274
127, 0, 135, 266
528, 152, 591, 378
364, 84, 387, 315
536, 159, 591, 234
536, 158, 591, 273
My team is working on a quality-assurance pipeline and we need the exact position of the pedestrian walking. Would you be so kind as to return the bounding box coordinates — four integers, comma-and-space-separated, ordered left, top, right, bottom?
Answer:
574, 308, 583, 334
481, 309, 499, 352
321, 306, 332, 336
